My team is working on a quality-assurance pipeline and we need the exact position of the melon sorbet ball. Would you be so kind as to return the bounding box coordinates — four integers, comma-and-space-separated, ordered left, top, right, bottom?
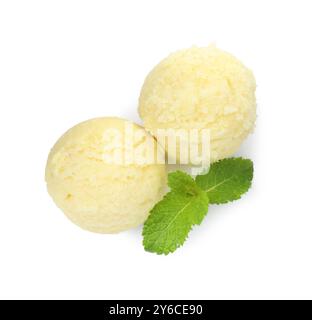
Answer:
45, 117, 166, 233
139, 46, 256, 163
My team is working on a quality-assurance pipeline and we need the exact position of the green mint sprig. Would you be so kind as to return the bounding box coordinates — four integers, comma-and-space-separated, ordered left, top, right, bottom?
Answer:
143, 157, 254, 255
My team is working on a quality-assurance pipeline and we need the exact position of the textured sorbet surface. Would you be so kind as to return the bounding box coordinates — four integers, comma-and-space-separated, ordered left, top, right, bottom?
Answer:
45, 117, 166, 233
139, 45, 256, 162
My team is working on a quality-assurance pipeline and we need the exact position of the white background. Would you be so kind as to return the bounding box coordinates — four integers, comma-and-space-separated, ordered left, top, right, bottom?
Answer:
0, 0, 312, 300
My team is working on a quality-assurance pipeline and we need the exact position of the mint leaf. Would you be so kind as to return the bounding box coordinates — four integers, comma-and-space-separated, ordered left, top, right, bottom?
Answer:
143, 158, 254, 255
143, 171, 209, 255
195, 158, 253, 204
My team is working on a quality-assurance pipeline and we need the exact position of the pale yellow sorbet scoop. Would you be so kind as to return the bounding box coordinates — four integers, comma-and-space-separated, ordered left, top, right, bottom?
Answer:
139, 45, 256, 163
45, 117, 166, 233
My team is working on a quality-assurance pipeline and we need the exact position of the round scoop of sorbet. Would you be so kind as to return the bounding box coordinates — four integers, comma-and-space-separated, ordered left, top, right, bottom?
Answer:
139, 45, 256, 163
45, 117, 166, 233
